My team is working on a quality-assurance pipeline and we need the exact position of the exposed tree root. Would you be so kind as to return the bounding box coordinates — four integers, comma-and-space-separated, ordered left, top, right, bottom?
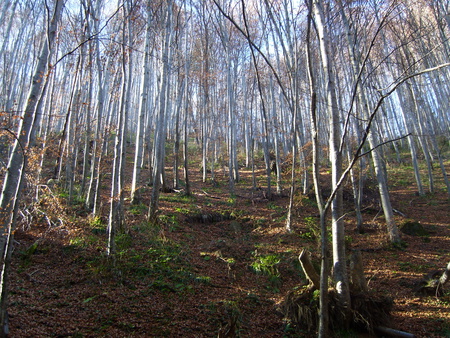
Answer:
280, 288, 393, 335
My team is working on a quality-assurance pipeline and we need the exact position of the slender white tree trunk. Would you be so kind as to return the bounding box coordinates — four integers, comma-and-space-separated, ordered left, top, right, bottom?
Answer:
183, 10, 191, 196
339, 1, 401, 243
131, 0, 152, 204
149, 0, 173, 222
86, 0, 105, 211
313, 0, 351, 326
397, 87, 425, 196
0, 1, 65, 334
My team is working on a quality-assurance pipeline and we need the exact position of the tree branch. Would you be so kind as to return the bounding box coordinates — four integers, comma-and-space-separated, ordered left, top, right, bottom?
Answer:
54, 3, 124, 66
212, 0, 292, 110
324, 62, 450, 214
358, 133, 411, 159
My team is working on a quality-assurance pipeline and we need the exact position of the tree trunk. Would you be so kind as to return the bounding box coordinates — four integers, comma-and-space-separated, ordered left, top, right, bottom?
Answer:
149, 0, 173, 222
0, 1, 65, 335
269, 75, 282, 194
54, 56, 81, 181
173, 77, 186, 190
397, 86, 424, 196
439, 262, 450, 286
131, 1, 152, 204
313, 0, 351, 326
339, 2, 401, 243
108, 22, 128, 256
299, 250, 320, 290
305, 3, 328, 336
183, 14, 191, 196
80, 3, 94, 197
86, 0, 106, 211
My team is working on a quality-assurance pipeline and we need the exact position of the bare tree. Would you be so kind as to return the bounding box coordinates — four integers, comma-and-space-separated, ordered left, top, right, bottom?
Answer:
131, 0, 153, 205
148, 0, 174, 222
0, 1, 65, 334
312, 0, 351, 327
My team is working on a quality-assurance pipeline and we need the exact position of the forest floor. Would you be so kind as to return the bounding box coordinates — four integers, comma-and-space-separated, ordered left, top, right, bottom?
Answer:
6, 154, 450, 337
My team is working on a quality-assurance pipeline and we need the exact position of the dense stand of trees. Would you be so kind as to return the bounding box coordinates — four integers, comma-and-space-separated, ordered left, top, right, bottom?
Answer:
0, 0, 449, 336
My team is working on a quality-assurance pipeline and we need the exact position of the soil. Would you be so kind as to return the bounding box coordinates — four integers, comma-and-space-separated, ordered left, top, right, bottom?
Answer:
6, 157, 450, 337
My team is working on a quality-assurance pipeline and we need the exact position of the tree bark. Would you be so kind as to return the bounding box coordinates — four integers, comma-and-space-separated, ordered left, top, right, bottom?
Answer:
131, 0, 152, 204
86, 0, 106, 211
305, 3, 328, 336
108, 42, 126, 256
299, 250, 320, 290
0, 1, 65, 334
339, 2, 401, 243
312, 0, 351, 326
149, 0, 173, 222
350, 250, 368, 293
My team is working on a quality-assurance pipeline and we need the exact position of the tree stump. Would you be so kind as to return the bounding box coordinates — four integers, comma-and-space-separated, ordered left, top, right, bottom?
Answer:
350, 250, 368, 293
298, 249, 320, 290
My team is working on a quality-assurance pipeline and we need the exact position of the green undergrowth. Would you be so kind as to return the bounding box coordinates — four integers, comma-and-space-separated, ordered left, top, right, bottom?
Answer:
159, 193, 196, 204
250, 252, 284, 293
202, 293, 276, 337
72, 221, 205, 295
248, 242, 308, 294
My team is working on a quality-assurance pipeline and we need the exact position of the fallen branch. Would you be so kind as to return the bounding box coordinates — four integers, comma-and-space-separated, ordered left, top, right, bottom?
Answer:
198, 190, 222, 199
393, 208, 406, 217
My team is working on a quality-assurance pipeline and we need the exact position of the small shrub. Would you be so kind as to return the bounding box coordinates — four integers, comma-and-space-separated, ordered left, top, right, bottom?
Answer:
251, 253, 282, 291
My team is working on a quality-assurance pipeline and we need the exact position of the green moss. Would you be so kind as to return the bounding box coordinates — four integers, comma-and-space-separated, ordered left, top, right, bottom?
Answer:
400, 220, 429, 236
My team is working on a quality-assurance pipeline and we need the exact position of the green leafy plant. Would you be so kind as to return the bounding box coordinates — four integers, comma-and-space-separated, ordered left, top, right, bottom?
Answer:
254, 217, 268, 227
174, 207, 192, 215
226, 196, 237, 206
18, 241, 40, 269
116, 233, 133, 251
195, 275, 212, 284
88, 216, 105, 228
251, 253, 281, 291
298, 216, 320, 241
159, 214, 179, 231
87, 215, 107, 237
129, 203, 147, 215
267, 202, 283, 212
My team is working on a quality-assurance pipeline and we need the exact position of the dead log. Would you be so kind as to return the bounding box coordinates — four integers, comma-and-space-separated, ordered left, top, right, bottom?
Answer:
375, 326, 416, 338
298, 250, 320, 290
